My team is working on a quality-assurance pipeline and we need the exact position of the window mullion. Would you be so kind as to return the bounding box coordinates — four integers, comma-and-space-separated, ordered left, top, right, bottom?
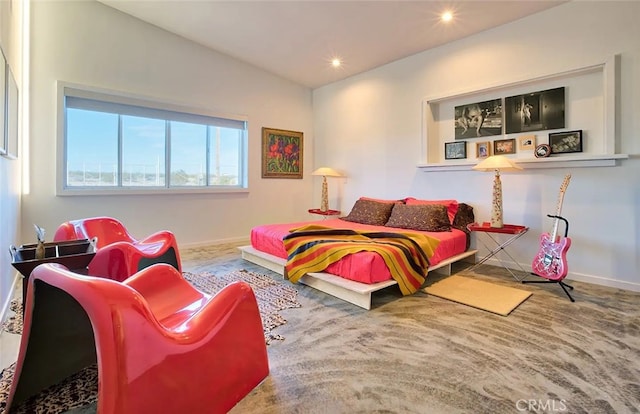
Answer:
206, 126, 211, 186
118, 115, 123, 187
166, 120, 171, 188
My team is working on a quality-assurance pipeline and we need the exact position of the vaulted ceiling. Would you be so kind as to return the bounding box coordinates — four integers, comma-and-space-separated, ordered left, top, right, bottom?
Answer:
99, 1, 566, 89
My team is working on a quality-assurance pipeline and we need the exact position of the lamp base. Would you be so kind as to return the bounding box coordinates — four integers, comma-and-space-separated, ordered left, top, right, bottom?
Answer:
490, 170, 504, 228
320, 177, 328, 212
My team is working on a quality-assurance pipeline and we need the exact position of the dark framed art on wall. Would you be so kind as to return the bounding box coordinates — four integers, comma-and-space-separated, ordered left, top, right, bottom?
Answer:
444, 141, 467, 160
549, 130, 583, 154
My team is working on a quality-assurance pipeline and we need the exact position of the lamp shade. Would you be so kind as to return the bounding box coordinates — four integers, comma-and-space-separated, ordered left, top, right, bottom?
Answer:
312, 167, 342, 177
472, 155, 522, 172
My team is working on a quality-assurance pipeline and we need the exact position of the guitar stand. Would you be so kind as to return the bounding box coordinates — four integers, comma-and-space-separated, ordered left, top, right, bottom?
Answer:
522, 215, 575, 302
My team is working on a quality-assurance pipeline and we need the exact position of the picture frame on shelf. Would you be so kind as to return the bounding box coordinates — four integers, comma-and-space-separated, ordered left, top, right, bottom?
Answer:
261, 127, 303, 179
518, 134, 536, 151
549, 130, 583, 154
444, 141, 467, 160
535, 144, 552, 158
493, 138, 516, 155
476, 141, 491, 158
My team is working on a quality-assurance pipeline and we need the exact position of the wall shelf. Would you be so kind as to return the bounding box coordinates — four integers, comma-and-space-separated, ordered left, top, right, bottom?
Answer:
419, 55, 623, 170
417, 154, 629, 172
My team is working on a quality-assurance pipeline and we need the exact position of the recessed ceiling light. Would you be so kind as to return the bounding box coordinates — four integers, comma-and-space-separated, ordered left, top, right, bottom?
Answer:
331, 58, 342, 68
441, 11, 453, 22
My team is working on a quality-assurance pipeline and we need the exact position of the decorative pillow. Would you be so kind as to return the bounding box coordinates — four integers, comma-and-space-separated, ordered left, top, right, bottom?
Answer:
452, 203, 475, 251
384, 204, 451, 232
341, 199, 396, 226
404, 198, 459, 224
359, 196, 405, 204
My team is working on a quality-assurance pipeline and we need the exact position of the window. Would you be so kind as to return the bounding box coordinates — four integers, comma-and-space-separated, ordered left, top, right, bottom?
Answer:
60, 84, 248, 194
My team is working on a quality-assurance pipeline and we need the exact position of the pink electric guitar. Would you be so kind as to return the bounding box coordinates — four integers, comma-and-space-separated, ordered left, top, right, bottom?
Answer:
531, 174, 571, 281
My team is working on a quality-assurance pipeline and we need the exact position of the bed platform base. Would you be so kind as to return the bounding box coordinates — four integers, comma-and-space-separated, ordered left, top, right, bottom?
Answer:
238, 245, 477, 310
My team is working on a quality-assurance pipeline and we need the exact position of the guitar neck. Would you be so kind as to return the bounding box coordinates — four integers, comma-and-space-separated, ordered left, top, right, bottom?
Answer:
550, 193, 564, 241
550, 174, 571, 242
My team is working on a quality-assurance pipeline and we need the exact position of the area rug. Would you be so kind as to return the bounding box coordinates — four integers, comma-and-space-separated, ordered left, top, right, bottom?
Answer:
423, 275, 532, 316
0, 269, 301, 414
0, 299, 22, 335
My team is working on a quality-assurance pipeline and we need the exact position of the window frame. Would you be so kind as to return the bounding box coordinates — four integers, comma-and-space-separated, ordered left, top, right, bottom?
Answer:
56, 81, 249, 196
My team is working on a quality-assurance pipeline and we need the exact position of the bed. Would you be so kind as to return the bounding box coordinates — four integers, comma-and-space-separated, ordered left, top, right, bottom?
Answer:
239, 197, 477, 309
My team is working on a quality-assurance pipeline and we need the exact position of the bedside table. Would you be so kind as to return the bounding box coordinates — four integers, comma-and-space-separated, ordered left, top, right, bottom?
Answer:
308, 209, 341, 219
467, 222, 529, 281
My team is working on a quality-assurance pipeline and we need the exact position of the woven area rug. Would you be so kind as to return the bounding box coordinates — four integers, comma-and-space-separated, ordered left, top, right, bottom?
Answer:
423, 274, 532, 316
0, 269, 300, 414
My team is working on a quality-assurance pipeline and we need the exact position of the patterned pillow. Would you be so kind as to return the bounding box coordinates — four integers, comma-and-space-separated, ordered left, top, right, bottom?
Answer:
384, 204, 451, 232
404, 198, 459, 224
341, 199, 396, 226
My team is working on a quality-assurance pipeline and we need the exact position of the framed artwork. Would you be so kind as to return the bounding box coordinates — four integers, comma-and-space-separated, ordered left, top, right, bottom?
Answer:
535, 144, 552, 158
504, 87, 565, 134
454, 99, 502, 139
262, 127, 303, 179
476, 141, 491, 158
494, 138, 516, 155
444, 141, 467, 160
5, 66, 18, 159
518, 134, 536, 150
0, 51, 5, 156
549, 130, 583, 154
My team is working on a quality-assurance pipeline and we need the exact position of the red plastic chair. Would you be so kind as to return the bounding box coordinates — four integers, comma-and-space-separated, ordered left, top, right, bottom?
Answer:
53, 217, 182, 281
6, 263, 269, 414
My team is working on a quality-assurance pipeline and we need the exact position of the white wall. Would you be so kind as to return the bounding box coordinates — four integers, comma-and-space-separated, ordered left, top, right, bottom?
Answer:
23, 1, 314, 249
313, 1, 640, 291
0, 0, 25, 321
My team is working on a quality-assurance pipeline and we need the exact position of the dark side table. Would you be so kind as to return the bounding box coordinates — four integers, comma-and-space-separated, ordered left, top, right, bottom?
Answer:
10, 239, 96, 311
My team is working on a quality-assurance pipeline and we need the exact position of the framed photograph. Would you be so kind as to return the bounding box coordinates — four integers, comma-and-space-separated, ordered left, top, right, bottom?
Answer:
476, 141, 491, 158
494, 138, 516, 155
454, 99, 502, 139
444, 141, 467, 160
549, 130, 583, 154
504, 87, 565, 134
262, 127, 303, 178
518, 134, 536, 150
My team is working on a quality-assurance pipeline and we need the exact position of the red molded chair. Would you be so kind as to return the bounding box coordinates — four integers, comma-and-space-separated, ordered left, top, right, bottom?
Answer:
6, 263, 269, 414
53, 217, 182, 281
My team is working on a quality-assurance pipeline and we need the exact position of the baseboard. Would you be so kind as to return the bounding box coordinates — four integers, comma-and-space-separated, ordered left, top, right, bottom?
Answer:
0, 272, 21, 325
179, 237, 250, 250
563, 272, 640, 293
479, 257, 640, 293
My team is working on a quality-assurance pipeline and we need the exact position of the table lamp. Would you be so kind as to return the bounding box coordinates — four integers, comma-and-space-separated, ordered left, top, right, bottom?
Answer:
472, 155, 522, 228
311, 167, 342, 212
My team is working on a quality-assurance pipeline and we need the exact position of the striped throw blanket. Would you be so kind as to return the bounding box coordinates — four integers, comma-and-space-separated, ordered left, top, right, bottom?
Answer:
283, 225, 441, 295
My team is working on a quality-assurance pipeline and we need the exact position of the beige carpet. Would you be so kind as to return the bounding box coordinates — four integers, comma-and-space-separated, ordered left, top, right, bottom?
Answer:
423, 275, 532, 316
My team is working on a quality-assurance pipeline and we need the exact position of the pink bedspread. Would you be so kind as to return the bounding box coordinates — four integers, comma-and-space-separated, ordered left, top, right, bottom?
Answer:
250, 218, 468, 284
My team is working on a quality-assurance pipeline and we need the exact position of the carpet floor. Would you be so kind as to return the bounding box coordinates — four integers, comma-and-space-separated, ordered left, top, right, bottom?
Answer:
2, 242, 640, 413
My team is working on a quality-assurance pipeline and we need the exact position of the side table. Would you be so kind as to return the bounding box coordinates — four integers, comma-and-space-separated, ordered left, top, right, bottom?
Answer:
308, 209, 341, 219
10, 238, 96, 311
467, 222, 529, 281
